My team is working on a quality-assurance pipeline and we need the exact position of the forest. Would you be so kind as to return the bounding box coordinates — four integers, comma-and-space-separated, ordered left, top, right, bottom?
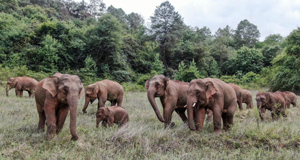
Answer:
1, 0, 300, 92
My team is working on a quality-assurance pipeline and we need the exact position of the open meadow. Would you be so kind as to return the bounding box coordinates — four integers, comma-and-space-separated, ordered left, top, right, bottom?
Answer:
1, 88, 300, 159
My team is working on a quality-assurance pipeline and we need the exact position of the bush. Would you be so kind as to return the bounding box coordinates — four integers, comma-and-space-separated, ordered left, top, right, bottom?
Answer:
220, 75, 240, 84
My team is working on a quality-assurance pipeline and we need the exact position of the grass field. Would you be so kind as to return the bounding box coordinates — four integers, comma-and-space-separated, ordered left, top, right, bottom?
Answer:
1, 88, 300, 159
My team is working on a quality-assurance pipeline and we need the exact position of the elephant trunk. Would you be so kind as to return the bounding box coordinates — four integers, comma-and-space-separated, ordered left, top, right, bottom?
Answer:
147, 88, 165, 122
6, 84, 11, 96
187, 98, 196, 131
82, 96, 90, 113
68, 95, 79, 141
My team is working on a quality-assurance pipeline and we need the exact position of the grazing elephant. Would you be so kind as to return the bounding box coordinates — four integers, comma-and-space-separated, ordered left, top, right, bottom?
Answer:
82, 80, 124, 113
35, 73, 84, 141
229, 83, 253, 110
145, 75, 190, 128
6, 77, 38, 98
96, 106, 129, 128
256, 92, 286, 121
186, 78, 237, 134
284, 91, 297, 107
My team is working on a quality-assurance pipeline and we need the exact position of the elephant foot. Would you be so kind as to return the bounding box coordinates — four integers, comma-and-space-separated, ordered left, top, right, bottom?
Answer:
165, 122, 175, 128
46, 134, 55, 140
214, 130, 222, 134
71, 135, 79, 141
82, 110, 87, 114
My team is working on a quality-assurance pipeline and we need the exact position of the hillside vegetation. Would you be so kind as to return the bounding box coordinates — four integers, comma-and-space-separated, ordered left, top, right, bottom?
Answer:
1, 0, 300, 92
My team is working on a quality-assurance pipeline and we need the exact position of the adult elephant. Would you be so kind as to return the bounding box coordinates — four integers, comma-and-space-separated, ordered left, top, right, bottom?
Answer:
35, 73, 84, 141
229, 83, 253, 109
256, 92, 286, 121
82, 80, 124, 114
6, 77, 38, 98
186, 78, 237, 134
275, 91, 291, 108
145, 75, 189, 128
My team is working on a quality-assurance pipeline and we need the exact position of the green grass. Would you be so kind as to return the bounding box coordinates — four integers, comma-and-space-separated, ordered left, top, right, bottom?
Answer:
1, 88, 300, 159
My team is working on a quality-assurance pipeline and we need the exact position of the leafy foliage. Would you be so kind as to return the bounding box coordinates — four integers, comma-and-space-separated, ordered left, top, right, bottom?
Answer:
270, 28, 300, 93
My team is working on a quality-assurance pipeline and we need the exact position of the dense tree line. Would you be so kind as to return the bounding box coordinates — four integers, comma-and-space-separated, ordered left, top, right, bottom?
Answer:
0, 0, 299, 92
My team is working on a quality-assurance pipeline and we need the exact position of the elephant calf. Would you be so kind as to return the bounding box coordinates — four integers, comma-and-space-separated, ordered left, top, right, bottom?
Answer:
96, 106, 129, 128
6, 76, 38, 98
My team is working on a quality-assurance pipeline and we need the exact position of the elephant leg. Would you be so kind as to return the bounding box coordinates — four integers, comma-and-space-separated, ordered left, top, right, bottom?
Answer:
163, 104, 175, 128
45, 108, 57, 140
56, 106, 69, 134
20, 90, 23, 97
175, 108, 187, 123
195, 107, 206, 131
238, 98, 243, 110
116, 93, 124, 106
222, 113, 228, 130
37, 103, 46, 131
98, 97, 106, 109
212, 106, 222, 134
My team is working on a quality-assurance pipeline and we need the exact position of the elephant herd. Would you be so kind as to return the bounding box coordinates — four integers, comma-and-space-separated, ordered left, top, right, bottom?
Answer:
5, 74, 298, 141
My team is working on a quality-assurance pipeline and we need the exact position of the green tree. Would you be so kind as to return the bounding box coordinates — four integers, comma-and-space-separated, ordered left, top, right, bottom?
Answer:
174, 60, 201, 82
234, 19, 260, 49
270, 27, 300, 92
211, 25, 235, 72
222, 47, 264, 75
151, 53, 164, 74
150, 1, 185, 70
85, 14, 127, 77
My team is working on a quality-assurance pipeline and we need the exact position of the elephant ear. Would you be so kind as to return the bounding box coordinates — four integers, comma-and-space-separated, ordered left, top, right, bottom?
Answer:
42, 76, 59, 97
205, 81, 218, 99
164, 77, 170, 90
86, 85, 98, 94
104, 108, 110, 117
144, 80, 150, 89
12, 78, 18, 86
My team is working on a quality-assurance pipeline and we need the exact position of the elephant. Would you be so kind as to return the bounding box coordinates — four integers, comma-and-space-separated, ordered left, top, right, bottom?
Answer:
284, 91, 297, 107
186, 78, 237, 134
145, 75, 190, 128
256, 92, 286, 121
275, 91, 291, 108
6, 77, 38, 98
229, 83, 253, 110
82, 79, 124, 114
96, 106, 129, 128
35, 73, 84, 141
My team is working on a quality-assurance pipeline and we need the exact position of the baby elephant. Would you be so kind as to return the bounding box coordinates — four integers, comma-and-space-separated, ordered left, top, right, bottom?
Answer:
96, 106, 129, 128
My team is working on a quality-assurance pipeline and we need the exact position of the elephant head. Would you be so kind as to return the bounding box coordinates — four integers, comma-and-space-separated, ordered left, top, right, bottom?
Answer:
255, 92, 272, 120
186, 79, 218, 130
145, 75, 170, 122
255, 92, 271, 108
82, 84, 99, 113
6, 77, 17, 96
96, 107, 110, 127
43, 74, 84, 140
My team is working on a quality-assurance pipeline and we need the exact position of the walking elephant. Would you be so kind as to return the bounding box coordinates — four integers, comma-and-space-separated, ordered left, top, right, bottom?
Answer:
82, 80, 124, 114
275, 91, 291, 108
96, 106, 129, 128
6, 77, 38, 98
229, 83, 253, 110
35, 73, 84, 141
186, 78, 237, 134
145, 75, 190, 128
256, 92, 286, 121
